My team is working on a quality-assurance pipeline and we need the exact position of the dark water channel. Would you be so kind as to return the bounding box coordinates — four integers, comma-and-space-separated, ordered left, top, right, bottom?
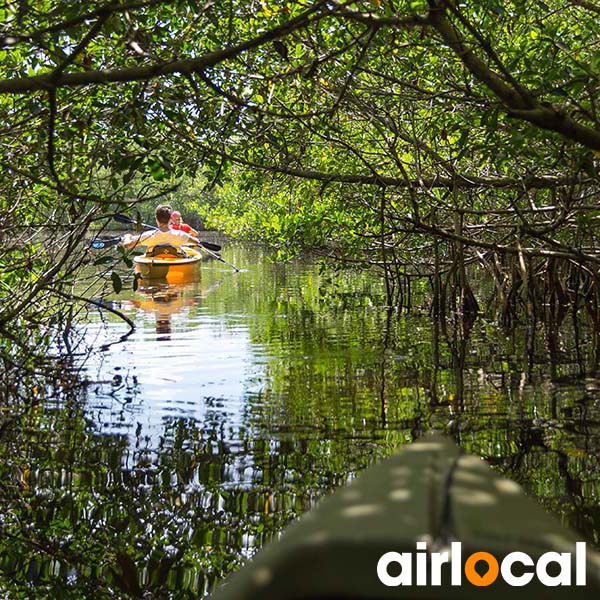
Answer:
1, 243, 599, 598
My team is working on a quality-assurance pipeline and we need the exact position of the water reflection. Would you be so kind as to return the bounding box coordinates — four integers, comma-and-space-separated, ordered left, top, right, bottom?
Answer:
0, 244, 599, 598
126, 283, 198, 340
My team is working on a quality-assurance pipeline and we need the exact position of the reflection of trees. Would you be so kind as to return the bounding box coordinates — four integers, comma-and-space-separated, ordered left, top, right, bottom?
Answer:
237, 261, 600, 549
443, 306, 600, 549
0, 381, 410, 598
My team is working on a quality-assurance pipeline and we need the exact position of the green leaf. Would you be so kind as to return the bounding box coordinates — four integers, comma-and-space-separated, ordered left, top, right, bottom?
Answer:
110, 271, 123, 294
147, 157, 169, 181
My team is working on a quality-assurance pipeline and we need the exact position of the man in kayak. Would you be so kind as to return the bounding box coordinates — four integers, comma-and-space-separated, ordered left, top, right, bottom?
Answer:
169, 210, 198, 236
121, 204, 199, 250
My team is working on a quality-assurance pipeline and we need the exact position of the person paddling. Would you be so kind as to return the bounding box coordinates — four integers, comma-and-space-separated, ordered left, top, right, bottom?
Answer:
122, 205, 199, 251
169, 210, 198, 236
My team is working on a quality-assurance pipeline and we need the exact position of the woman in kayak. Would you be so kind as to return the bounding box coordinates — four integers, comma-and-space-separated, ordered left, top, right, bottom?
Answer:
169, 210, 198, 236
122, 204, 199, 250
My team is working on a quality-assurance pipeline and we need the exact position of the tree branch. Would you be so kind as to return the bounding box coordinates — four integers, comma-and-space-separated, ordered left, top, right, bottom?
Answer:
3, 0, 173, 42
0, 1, 332, 94
569, 0, 600, 14
190, 141, 588, 190
428, 1, 600, 151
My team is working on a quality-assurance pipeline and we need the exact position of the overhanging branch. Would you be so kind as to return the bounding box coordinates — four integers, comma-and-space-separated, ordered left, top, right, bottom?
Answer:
0, 1, 331, 94
193, 142, 589, 190
429, 1, 600, 151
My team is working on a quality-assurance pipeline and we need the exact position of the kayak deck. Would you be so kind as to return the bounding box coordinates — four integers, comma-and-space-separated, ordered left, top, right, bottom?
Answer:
209, 433, 600, 599
133, 246, 202, 282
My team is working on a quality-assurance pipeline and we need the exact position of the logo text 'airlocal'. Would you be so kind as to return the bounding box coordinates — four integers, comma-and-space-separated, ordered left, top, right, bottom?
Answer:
377, 541, 586, 587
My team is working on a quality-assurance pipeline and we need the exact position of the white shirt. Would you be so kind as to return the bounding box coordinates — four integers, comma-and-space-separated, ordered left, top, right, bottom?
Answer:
124, 228, 195, 250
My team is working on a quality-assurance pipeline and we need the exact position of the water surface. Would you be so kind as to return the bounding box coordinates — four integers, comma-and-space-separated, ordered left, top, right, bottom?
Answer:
0, 242, 599, 598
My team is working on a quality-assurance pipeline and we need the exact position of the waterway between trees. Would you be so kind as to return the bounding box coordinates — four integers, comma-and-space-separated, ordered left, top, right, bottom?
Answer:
0, 242, 599, 598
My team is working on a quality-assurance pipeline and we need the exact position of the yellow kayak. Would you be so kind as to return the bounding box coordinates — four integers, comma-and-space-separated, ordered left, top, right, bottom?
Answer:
133, 245, 202, 283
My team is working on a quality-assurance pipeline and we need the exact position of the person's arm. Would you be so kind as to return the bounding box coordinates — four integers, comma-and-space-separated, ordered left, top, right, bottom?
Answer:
121, 234, 136, 249
182, 231, 199, 246
181, 223, 198, 236
122, 231, 152, 249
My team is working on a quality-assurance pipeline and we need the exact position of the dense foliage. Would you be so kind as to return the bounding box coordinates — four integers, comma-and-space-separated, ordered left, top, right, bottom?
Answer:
2, 1, 599, 324
2, 1, 600, 594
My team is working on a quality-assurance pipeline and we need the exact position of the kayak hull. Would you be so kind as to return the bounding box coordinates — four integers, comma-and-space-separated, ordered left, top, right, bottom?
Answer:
133, 246, 202, 282
210, 433, 600, 600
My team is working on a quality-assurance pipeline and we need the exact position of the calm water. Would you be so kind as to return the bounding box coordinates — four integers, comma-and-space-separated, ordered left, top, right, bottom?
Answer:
1, 242, 599, 598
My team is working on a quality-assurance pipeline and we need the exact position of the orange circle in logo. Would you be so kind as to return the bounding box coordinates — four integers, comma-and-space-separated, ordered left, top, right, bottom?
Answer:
464, 552, 499, 586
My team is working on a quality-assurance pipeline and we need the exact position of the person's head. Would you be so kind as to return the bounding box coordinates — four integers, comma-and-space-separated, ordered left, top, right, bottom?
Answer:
170, 210, 182, 225
155, 204, 172, 226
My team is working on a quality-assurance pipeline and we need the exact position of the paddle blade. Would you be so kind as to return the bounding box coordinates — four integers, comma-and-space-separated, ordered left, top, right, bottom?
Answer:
89, 236, 122, 249
113, 213, 135, 225
199, 241, 222, 252
114, 212, 156, 232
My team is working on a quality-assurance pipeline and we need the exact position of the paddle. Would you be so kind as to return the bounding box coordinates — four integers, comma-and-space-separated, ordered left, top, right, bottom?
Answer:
191, 239, 240, 272
113, 213, 240, 272
89, 235, 122, 249
113, 213, 222, 252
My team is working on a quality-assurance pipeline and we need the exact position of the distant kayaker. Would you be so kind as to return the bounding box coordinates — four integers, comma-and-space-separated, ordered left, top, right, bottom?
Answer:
122, 204, 199, 250
169, 210, 198, 236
